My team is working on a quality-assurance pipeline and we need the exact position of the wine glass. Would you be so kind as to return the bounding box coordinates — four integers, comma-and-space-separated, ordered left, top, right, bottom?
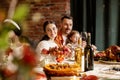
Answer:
80, 32, 87, 48
80, 32, 87, 41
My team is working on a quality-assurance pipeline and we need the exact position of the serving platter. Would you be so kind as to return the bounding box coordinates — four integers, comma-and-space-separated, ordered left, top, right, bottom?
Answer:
51, 76, 81, 80
99, 60, 120, 65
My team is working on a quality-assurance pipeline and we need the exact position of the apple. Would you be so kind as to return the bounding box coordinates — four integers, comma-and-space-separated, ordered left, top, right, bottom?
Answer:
82, 75, 98, 80
41, 49, 49, 54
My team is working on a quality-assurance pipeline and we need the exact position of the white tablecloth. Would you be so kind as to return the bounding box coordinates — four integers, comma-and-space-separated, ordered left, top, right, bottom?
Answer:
34, 60, 120, 80
86, 61, 120, 80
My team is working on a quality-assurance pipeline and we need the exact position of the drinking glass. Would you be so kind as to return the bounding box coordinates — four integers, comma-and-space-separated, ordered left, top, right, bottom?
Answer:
80, 32, 87, 41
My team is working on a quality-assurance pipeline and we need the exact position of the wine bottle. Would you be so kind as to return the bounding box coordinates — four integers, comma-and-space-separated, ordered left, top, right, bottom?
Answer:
75, 37, 84, 72
84, 33, 94, 71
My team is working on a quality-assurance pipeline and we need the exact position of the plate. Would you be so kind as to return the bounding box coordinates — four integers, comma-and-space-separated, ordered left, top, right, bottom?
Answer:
99, 60, 120, 65
33, 67, 44, 73
51, 76, 81, 80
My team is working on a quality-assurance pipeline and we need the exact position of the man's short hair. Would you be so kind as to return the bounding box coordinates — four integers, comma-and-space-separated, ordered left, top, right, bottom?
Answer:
61, 15, 73, 21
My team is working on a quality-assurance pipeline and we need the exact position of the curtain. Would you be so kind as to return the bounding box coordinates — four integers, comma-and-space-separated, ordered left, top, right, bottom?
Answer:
96, 0, 120, 50
71, 0, 120, 51
70, 0, 96, 48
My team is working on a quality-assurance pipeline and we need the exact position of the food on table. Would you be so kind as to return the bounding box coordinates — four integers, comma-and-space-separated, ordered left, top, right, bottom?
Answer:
42, 46, 71, 63
81, 75, 98, 80
112, 65, 120, 71
94, 51, 107, 61
43, 63, 82, 76
94, 45, 120, 62
56, 55, 64, 63
41, 48, 49, 54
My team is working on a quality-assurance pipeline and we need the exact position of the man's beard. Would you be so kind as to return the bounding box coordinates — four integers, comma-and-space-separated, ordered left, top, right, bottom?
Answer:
65, 29, 71, 34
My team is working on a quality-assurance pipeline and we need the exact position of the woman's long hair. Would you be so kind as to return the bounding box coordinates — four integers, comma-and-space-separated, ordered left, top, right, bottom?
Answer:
40, 35, 49, 41
41, 20, 56, 41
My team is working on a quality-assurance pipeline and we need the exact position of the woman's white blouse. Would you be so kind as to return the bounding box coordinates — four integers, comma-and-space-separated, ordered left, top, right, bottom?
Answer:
35, 40, 58, 67
36, 40, 58, 55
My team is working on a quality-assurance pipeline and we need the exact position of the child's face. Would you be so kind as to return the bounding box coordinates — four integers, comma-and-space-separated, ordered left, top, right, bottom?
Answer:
70, 33, 80, 43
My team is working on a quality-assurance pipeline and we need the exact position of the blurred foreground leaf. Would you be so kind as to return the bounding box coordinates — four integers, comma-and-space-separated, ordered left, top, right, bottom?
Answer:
0, 30, 9, 49
0, 3, 30, 50
13, 4, 30, 22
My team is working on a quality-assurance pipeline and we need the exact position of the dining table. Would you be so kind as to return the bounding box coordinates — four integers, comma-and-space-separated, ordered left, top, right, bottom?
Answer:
33, 60, 120, 80
86, 61, 120, 80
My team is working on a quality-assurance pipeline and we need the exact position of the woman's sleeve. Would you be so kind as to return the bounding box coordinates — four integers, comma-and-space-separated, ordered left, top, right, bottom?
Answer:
35, 41, 49, 62
35, 41, 48, 55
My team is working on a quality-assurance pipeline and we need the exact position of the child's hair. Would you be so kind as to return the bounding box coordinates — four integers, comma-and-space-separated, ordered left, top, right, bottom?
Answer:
67, 30, 80, 43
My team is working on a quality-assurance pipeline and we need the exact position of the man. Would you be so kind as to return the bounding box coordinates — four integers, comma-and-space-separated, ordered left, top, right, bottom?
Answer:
55, 15, 73, 47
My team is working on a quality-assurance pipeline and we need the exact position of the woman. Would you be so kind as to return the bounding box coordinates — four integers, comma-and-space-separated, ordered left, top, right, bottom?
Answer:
36, 20, 58, 61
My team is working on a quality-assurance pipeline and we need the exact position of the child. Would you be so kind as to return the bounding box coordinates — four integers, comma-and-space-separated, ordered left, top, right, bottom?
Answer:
66, 30, 81, 59
66, 30, 81, 48
66, 31, 98, 60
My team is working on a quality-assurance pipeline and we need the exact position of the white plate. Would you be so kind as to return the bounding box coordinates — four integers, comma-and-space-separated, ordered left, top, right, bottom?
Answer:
99, 60, 120, 65
51, 76, 80, 80
33, 67, 45, 74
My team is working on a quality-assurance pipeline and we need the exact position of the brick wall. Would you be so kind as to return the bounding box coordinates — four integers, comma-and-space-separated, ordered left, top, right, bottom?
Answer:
0, 0, 71, 47
25, 0, 71, 44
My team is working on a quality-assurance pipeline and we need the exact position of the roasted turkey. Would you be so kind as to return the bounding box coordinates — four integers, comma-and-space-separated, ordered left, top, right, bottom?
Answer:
94, 45, 120, 62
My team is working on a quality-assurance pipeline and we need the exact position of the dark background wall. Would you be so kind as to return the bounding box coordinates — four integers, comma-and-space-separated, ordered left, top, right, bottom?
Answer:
70, 0, 96, 47
95, 0, 120, 50
71, 0, 120, 50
